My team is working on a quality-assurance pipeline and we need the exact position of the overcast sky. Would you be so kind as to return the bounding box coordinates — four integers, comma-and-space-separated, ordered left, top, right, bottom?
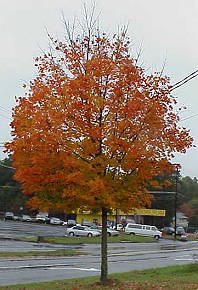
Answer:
1, 0, 198, 177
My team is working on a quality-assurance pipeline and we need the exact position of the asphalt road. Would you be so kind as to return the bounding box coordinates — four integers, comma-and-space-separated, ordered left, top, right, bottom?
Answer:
1, 220, 198, 286
1, 244, 198, 286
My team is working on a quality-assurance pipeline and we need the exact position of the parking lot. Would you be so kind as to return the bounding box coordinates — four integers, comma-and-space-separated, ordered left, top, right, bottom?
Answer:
0, 219, 66, 238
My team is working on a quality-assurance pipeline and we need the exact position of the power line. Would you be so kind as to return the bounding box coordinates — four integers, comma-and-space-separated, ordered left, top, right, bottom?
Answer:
181, 113, 198, 122
149, 191, 187, 200
0, 105, 12, 114
170, 69, 198, 91
0, 113, 12, 121
0, 105, 12, 121
0, 185, 18, 188
0, 164, 14, 170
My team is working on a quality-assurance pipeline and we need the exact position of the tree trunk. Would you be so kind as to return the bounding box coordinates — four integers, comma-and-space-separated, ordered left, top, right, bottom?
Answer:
100, 207, 108, 284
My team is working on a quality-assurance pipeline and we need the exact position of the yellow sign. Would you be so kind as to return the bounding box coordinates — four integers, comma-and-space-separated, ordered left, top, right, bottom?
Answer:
78, 208, 166, 217
135, 209, 165, 216
117, 209, 166, 216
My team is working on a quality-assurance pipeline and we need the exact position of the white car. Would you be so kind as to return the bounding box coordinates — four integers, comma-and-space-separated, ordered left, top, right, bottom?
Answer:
106, 228, 119, 236
21, 215, 32, 222
66, 225, 101, 237
90, 225, 119, 236
50, 217, 63, 225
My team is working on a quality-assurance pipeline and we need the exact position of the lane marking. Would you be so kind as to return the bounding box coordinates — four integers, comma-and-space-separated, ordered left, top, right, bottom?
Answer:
109, 247, 198, 257
176, 255, 191, 258
174, 258, 195, 261
48, 267, 100, 271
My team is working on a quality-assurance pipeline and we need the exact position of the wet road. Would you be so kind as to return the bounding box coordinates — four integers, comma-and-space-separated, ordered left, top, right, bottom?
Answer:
1, 220, 198, 286
1, 243, 198, 286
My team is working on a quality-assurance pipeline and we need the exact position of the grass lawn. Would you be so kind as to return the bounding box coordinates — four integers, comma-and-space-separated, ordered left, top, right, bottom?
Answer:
0, 249, 86, 258
163, 233, 197, 241
17, 234, 157, 244
2, 263, 198, 289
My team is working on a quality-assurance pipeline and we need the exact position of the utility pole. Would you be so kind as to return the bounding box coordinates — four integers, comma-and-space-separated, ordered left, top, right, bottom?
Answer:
174, 166, 179, 240
115, 208, 118, 230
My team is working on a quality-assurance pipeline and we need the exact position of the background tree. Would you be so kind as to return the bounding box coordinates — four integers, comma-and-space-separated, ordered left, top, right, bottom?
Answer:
149, 175, 198, 228
179, 203, 194, 219
178, 176, 198, 228
6, 11, 193, 284
180, 176, 198, 202
0, 157, 26, 214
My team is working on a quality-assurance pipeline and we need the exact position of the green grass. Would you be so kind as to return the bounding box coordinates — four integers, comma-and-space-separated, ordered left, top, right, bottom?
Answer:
17, 234, 156, 244
0, 249, 86, 258
16, 236, 38, 242
2, 263, 198, 289
163, 234, 195, 241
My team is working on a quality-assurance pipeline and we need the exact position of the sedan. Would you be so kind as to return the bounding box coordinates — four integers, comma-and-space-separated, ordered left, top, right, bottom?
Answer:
161, 227, 175, 235
35, 214, 48, 223
66, 225, 101, 237
21, 215, 32, 222
90, 225, 119, 236
176, 226, 185, 235
4, 212, 14, 220
50, 217, 63, 225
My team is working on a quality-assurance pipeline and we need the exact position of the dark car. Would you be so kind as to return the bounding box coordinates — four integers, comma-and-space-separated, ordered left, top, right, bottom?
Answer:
4, 212, 14, 220
176, 226, 185, 235
81, 221, 94, 227
161, 227, 175, 235
66, 219, 77, 227
35, 214, 49, 223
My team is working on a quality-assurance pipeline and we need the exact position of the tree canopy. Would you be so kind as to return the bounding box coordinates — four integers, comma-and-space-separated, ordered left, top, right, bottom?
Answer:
6, 28, 193, 213
5, 19, 193, 283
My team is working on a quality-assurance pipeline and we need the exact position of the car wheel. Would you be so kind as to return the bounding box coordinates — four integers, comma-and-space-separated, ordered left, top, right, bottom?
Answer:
154, 235, 160, 240
87, 233, 93, 237
130, 232, 135, 235
107, 232, 111, 237
69, 232, 75, 237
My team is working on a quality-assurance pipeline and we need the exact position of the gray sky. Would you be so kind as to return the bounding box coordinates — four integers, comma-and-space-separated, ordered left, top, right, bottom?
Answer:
1, 0, 198, 177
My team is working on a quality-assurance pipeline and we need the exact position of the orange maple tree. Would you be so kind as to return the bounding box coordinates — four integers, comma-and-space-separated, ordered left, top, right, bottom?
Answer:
6, 25, 193, 283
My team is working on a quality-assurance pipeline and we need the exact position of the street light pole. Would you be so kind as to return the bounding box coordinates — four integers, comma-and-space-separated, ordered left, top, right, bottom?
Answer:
174, 166, 179, 240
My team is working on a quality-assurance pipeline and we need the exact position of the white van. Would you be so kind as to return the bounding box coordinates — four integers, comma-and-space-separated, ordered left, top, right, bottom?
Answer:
125, 223, 162, 240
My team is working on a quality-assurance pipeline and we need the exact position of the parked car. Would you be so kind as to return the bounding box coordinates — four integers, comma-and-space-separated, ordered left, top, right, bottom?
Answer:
64, 219, 77, 227
161, 227, 175, 235
4, 212, 14, 220
50, 217, 63, 225
66, 225, 101, 237
35, 214, 49, 223
21, 215, 32, 222
176, 226, 185, 235
81, 221, 95, 227
125, 223, 162, 240
113, 224, 125, 231
89, 225, 119, 236
13, 215, 20, 221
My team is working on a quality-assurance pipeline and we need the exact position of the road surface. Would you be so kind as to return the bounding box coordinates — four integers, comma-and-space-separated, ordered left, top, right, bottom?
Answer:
1, 219, 198, 286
